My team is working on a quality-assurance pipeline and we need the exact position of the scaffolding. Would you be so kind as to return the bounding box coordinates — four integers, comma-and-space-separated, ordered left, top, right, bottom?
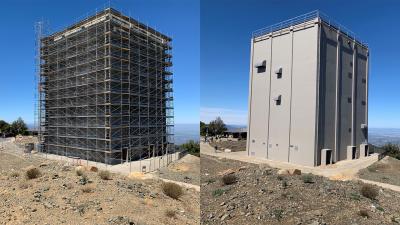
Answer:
36, 8, 174, 165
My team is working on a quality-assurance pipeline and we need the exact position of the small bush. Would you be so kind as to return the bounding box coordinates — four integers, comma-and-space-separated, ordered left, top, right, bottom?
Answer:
9, 171, 20, 178
212, 189, 225, 197
277, 175, 284, 181
282, 180, 288, 189
165, 209, 176, 218
302, 174, 314, 184
79, 175, 89, 185
75, 167, 85, 176
272, 209, 284, 221
358, 209, 370, 218
350, 193, 361, 201
81, 186, 94, 193
221, 174, 237, 185
25, 166, 41, 180
361, 184, 378, 200
376, 206, 384, 211
162, 182, 183, 200
98, 170, 111, 180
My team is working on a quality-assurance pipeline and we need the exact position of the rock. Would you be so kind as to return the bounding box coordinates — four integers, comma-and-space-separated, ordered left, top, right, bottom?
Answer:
287, 169, 302, 175
392, 217, 400, 224
218, 169, 235, 176
87, 166, 98, 172
221, 213, 230, 221
238, 166, 248, 171
277, 169, 289, 175
224, 149, 232, 153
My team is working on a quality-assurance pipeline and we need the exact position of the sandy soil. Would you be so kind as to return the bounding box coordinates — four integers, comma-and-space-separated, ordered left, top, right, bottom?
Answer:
358, 156, 400, 186
0, 145, 199, 225
200, 154, 400, 225
155, 154, 200, 186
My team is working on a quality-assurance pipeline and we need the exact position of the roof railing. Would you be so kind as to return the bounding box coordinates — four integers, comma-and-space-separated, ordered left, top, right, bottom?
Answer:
252, 10, 367, 47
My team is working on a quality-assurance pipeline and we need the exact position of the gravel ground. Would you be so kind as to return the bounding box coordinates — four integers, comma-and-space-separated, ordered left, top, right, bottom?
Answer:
200, 154, 400, 225
0, 143, 200, 225
209, 140, 246, 152
155, 154, 200, 186
358, 156, 400, 187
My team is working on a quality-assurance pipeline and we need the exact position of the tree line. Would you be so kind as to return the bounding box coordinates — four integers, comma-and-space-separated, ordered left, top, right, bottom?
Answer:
200, 117, 227, 136
0, 117, 28, 137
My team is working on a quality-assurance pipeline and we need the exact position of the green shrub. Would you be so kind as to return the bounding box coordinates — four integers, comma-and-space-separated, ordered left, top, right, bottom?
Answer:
212, 189, 225, 197
361, 184, 378, 200
162, 182, 183, 200
382, 143, 400, 160
302, 174, 314, 184
181, 140, 200, 157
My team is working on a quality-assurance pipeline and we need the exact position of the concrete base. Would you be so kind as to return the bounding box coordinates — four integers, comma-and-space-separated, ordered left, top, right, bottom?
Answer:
321, 148, 333, 166
347, 146, 357, 160
360, 144, 369, 158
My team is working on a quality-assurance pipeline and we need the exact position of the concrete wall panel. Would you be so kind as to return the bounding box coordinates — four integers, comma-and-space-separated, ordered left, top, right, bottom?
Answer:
268, 33, 292, 162
248, 39, 271, 158
338, 36, 354, 160
288, 26, 318, 166
318, 26, 338, 154
355, 47, 368, 147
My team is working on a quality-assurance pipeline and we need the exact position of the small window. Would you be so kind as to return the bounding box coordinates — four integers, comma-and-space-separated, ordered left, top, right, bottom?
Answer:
273, 95, 281, 105
255, 60, 266, 73
362, 101, 366, 106
362, 78, 366, 84
350, 61, 353, 67
348, 128, 352, 133
275, 67, 282, 79
347, 97, 352, 103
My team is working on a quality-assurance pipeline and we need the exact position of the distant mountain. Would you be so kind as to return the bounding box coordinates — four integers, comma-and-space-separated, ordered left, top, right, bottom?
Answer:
174, 123, 199, 145
369, 128, 400, 146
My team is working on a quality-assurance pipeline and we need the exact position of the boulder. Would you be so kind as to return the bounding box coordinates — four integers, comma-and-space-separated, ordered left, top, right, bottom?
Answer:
287, 168, 301, 175
277, 169, 289, 175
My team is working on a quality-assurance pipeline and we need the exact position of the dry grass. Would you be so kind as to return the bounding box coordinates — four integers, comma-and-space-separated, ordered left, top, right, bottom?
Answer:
9, 171, 20, 178
162, 182, 183, 200
75, 167, 85, 176
98, 170, 111, 180
19, 181, 32, 189
221, 174, 237, 185
25, 166, 41, 180
358, 209, 370, 218
361, 184, 379, 200
81, 186, 94, 193
165, 209, 176, 218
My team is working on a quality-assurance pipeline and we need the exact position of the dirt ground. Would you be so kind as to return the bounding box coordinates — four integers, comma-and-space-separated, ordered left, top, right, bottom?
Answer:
0, 144, 200, 225
358, 156, 400, 187
210, 140, 246, 152
155, 154, 200, 186
200, 154, 400, 225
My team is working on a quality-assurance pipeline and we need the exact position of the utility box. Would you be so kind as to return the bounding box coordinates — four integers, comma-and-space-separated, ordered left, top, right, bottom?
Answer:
247, 11, 369, 166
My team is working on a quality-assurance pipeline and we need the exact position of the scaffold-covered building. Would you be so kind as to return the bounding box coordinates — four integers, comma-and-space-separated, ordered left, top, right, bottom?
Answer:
37, 8, 174, 164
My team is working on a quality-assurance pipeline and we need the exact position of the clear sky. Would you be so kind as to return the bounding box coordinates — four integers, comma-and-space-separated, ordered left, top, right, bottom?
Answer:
200, 0, 400, 128
0, 0, 199, 125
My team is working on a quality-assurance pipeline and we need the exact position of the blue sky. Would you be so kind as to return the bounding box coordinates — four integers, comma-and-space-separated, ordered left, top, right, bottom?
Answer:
0, 0, 199, 125
200, 0, 400, 128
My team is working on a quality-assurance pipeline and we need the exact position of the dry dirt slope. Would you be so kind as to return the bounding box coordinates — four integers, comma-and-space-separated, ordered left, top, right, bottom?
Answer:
0, 151, 199, 225
201, 154, 400, 225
